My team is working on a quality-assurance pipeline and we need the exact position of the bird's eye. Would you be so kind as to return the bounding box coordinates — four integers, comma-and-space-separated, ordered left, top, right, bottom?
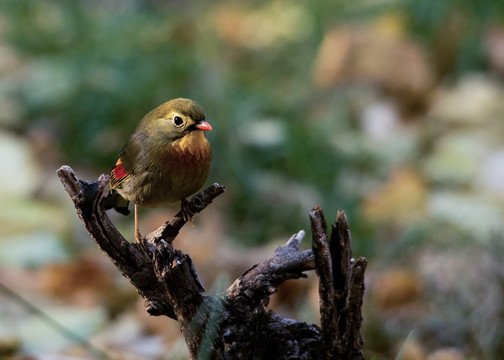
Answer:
173, 116, 184, 127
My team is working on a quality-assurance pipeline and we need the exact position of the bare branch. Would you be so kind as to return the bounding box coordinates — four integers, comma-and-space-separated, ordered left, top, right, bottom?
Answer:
226, 230, 315, 307
144, 184, 226, 245
58, 165, 366, 359
310, 206, 366, 360
57, 165, 224, 319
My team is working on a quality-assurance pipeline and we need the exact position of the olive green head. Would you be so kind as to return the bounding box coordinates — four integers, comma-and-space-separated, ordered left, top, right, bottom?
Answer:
139, 98, 211, 141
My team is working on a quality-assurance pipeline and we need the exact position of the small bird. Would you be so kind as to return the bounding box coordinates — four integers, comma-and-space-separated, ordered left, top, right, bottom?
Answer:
103, 98, 213, 241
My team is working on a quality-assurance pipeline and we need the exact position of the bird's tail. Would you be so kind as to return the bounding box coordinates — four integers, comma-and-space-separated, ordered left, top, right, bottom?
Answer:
102, 191, 130, 215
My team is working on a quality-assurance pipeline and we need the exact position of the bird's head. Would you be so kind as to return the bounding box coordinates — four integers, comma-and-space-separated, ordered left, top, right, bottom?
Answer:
140, 98, 212, 142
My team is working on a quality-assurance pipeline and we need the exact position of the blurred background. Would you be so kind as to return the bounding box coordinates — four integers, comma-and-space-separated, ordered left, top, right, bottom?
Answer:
0, 0, 503, 359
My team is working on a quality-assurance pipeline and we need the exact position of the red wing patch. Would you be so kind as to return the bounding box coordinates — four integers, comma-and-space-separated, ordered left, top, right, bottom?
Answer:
110, 158, 131, 189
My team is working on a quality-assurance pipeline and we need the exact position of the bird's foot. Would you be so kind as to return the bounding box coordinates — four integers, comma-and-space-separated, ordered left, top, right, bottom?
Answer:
135, 229, 144, 243
180, 198, 194, 226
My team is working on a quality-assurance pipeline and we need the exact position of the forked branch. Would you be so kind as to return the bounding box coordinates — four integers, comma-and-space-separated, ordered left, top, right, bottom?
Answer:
58, 165, 366, 360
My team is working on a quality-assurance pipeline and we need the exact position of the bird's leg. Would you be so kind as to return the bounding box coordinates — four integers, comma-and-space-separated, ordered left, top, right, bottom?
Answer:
180, 198, 194, 226
134, 204, 143, 242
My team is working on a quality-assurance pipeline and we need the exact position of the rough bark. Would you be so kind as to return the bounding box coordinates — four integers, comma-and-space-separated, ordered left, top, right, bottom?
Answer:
57, 165, 367, 360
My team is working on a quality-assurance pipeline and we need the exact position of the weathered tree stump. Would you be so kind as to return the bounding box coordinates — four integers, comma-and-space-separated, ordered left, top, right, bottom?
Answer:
57, 165, 367, 360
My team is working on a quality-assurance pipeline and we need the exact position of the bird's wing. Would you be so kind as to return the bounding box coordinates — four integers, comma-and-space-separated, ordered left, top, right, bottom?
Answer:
110, 133, 145, 189
110, 157, 132, 189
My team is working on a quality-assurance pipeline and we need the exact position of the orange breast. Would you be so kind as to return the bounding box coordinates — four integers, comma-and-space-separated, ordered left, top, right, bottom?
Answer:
165, 131, 212, 166
151, 131, 212, 205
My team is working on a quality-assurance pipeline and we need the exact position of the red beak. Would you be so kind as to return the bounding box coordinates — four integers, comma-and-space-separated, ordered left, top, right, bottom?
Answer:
195, 120, 212, 131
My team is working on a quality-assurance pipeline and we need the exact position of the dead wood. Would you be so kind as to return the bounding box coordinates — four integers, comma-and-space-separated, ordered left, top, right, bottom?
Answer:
57, 165, 367, 360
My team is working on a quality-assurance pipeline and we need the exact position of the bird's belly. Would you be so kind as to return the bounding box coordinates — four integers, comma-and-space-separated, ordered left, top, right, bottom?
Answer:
127, 157, 211, 208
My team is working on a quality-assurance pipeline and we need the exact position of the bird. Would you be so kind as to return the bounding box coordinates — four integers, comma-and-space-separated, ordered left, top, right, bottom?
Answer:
103, 98, 213, 242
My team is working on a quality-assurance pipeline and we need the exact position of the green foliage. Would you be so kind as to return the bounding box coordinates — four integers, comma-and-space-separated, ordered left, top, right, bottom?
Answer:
402, 0, 504, 75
